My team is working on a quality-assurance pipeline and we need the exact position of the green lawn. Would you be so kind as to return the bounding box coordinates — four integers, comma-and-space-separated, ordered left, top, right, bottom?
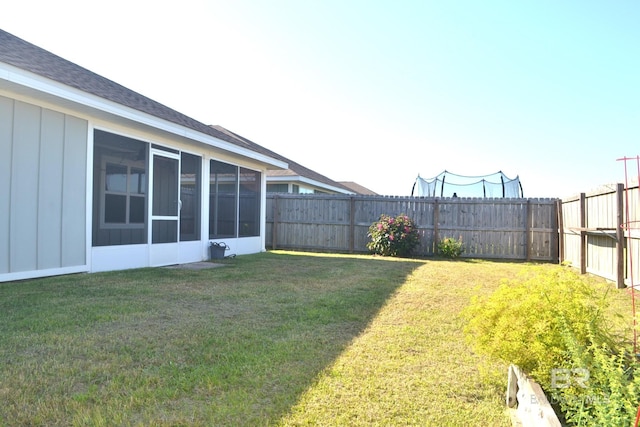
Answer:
0, 252, 633, 426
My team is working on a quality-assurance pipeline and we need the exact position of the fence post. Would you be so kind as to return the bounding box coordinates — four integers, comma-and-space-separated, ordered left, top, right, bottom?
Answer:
557, 199, 564, 264
272, 194, 279, 250
580, 193, 587, 274
526, 199, 532, 261
433, 198, 440, 255
616, 183, 625, 288
349, 196, 355, 253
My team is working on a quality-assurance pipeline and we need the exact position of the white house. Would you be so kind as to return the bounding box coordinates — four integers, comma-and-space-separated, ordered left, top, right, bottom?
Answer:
0, 29, 288, 283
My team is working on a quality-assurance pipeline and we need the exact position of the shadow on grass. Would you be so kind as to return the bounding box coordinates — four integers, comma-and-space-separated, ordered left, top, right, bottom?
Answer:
0, 251, 422, 426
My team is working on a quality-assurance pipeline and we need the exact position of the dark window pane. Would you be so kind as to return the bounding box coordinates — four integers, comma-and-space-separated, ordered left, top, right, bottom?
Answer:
105, 194, 126, 223
129, 196, 145, 223
267, 183, 288, 193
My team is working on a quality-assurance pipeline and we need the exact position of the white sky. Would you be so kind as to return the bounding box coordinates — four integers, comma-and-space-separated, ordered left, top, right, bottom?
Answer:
2, 0, 639, 197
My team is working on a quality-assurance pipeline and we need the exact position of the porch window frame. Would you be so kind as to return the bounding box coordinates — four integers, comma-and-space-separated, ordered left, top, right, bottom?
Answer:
99, 155, 147, 230
209, 159, 262, 239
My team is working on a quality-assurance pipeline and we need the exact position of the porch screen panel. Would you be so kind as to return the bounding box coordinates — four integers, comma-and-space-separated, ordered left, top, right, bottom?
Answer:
151, 155, 179, 244
152, 156, 178, 217
152, 220, 178, 244
93, 130, 148, 246
209, 160, 237, 239
239, 168, 261, 237
180, 152, 201, 241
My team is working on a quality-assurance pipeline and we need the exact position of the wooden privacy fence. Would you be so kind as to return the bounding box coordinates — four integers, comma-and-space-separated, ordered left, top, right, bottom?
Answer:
266, 194, 559, 261
560, 183, 640, 288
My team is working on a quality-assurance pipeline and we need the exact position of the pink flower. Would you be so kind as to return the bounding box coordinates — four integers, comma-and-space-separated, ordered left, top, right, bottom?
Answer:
389, 234, 394, 241
377, 223, 383, 230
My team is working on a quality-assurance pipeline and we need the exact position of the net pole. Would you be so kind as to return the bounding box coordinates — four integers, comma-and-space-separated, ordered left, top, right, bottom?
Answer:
637, 156, 640, 353
619, 155, 638, 354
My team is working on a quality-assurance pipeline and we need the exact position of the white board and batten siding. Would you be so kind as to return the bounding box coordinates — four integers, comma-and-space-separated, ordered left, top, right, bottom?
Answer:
0, 95, 88, 282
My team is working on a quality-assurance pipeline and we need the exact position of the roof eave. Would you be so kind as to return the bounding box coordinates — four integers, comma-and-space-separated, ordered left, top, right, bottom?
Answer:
0, 62, 288, 170
267, 175, 355, 194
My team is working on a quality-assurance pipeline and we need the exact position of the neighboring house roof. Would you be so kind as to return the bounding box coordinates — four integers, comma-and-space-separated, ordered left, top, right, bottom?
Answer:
211, 125, 356, 195
338, 181, 378, 195
0, 29, 285, 169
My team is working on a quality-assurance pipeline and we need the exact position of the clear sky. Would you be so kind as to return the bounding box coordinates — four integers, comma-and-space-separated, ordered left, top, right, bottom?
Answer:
2, 1, 638, 198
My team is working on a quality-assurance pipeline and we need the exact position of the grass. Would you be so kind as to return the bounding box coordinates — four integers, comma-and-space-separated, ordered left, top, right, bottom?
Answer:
0, 251, 633, 426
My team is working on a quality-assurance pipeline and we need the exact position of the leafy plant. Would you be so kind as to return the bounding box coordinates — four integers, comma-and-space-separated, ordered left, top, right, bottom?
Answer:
461, 266, 639, 426
461, 267, 616, 386
549, 327, 640, 426
366, 214, 420, 257
437, 236, 464, 258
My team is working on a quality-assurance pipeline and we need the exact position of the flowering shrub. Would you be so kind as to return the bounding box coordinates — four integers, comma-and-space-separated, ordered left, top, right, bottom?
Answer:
367, 214, 420, 257
437, 236, 464, 258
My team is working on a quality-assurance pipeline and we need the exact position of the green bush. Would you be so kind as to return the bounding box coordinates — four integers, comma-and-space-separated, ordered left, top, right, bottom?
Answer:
366, 214, 420, 257
461, 266, 639, 426
550, 329, 640, 426
462, 267, 614, 383
437, 236, 464, 258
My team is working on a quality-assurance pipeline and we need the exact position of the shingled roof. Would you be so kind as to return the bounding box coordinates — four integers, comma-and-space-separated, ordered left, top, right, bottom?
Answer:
338, 181, 378, 195
0, 28, 279, 160
211, 125, 355, 194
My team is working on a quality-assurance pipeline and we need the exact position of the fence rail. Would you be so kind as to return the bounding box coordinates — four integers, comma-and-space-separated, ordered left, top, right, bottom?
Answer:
266, 194, 559, 261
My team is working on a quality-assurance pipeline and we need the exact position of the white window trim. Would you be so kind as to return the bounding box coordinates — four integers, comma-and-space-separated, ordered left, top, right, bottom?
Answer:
100, 155, 147, 230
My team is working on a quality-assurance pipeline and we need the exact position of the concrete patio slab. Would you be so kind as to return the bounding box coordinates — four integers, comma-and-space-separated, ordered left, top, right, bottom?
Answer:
164, 262, 226, 270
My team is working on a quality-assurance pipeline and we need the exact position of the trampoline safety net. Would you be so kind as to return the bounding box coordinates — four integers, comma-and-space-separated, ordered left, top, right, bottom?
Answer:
411, 170, 523, 198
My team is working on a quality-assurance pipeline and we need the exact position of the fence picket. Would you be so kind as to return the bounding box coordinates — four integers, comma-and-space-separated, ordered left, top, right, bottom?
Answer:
560, 183, 639, 288
266, 194, 558, 261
